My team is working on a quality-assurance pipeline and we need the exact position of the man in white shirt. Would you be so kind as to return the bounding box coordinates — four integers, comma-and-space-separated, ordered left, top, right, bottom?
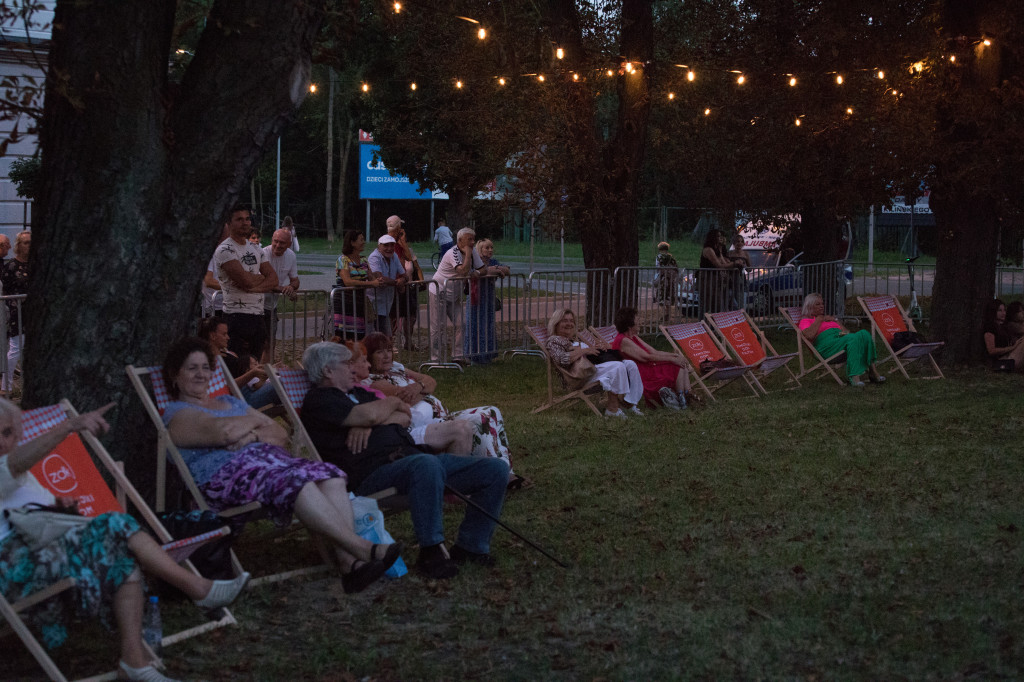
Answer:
429, 227, 485, 360
367, 234, 407, 337
213, 206, 278, 358
262, 228, 301, 361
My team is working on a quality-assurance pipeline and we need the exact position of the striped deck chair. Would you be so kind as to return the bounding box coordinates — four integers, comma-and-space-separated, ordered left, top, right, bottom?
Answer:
264, 365, 401, 507
126, 357, 330, 586
779, 306, 847, 385
658, 322, 760, 401
706, 310, 800, 394
2, 400, 235, 682
526, 325, 603, 416
858, 295, 945, 379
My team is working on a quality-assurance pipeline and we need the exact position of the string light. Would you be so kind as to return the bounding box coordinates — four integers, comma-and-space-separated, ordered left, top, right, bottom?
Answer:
624, 62, 634, 73
498, 77, 506, 86
736, 74, 745, 85
309, 83, 317, 93
410, 82, 417, 91
361, 83, 368, 92
606, 69, 614, 77
789, 76, 797, 86
892, 89, 899, 96
556, 48, 564, 59
668, 92, 675, 100
949, 55, 956, 63
846, 107, 853, 114
795, 118, 802, 126
538, 74, 545, 82
704, 108, 711, 116
877, 70, 885, 79
393, 1, 401, 12
477, 28, 486, 40
687, 70, 695, 82
572, 73, 579, 81
983, 38, 991, 46
455, 80, 463, 89
835, 74, 843, 84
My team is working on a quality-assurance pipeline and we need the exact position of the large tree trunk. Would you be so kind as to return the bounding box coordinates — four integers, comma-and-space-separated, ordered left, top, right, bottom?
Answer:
929, 0, 1005, 364
26, 0, 325, 487
447, 189, 473, 231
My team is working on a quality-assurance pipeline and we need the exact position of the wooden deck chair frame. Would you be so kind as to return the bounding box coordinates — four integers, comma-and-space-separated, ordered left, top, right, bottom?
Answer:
125, 358, 331, 587
655, 323, 761, 402
779, 306, 847, 385
526, 325, 603, 416
857, 295, 945, 380
264, 365, 403, 510
705, 310, 801, 394
2, 400, 235, 682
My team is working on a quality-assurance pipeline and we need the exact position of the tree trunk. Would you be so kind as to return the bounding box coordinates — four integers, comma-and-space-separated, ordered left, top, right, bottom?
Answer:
929, 0, 1005, 364
27, 0, 326, 487
336, 115, 353, 237
325, 68, 335, 242
447, 189, 472, 231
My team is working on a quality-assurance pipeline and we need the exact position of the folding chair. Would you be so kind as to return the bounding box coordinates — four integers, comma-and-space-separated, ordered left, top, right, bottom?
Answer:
705, 309, 800, 394
2, 400, 235, 682
264, 365, 402, 508
658, 322, 760, 401
525, 325, 603, 416
779, 306, 847, 385
125, 358, 330, 587
858, 295, 945, 379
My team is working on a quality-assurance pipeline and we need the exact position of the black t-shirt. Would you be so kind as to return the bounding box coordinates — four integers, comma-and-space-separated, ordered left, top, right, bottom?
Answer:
301, 385, 422, 489
983, 320, 1012, 351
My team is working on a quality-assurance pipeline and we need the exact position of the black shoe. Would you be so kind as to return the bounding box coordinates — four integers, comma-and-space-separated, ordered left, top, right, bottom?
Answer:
341, 559, 388, 594
415, 544, 459, 580
370, 542, 404, 573
449, 545, 496, 568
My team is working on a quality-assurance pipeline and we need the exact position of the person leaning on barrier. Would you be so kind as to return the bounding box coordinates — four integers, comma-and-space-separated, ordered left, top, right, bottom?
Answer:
262, 228, 300, 362
300, 341, 510, 579
387, 215, 422, 351
0, 398, 250, 682
430, 227, 487, 361
367, 234, 407, 338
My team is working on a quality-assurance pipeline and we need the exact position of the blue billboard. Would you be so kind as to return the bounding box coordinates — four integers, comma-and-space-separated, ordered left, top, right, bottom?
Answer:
358, 144, 448, 200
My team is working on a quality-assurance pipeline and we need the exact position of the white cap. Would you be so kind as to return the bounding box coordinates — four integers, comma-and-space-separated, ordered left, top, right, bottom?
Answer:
378, 234, 397, 245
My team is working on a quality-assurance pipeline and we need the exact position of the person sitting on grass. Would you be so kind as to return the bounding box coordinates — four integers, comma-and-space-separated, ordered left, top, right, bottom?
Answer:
799, 293, 885, 387
300, 341, 510, 580
982, 298, 1024, 371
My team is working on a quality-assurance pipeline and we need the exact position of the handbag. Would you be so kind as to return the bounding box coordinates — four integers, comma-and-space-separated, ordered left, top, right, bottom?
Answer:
565, 355, 596, 388
892, 330, 925, 352
590, 349, 623, 364
4, 503, 92, 551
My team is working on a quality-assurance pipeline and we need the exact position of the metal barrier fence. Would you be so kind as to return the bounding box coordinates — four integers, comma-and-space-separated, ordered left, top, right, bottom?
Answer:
524, 269, 615, 343
326, 280, 431, 357
271, 289, 330, 363
995, 267, 1024, 299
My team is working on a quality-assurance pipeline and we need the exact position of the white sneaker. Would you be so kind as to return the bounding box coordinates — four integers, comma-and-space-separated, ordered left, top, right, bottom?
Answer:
604, 408, 627, 418
628, 405, 644, 416
119, 661, 181, 682
194, 571, 250, 609
658, 387, 681, 410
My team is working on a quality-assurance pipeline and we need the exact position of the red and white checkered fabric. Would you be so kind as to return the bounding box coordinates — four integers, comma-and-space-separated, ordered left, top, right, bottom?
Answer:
147, 364, 229, 413
781, 306, 804, 323
18, 404, 69, 445
276, 368, 313, 410
590, 326, 617, 344
663, 322, 708, 341
528, 325, 550, 347
709, 310, 747, 329
862, 296, 895, 313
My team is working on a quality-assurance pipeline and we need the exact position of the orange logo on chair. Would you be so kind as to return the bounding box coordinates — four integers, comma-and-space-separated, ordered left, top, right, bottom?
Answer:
41, 454, 78, 494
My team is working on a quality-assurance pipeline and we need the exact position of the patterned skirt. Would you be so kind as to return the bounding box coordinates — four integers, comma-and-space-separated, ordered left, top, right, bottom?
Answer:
447, 405, 511, 467
0, 512, 141, 649
200, 443, 347, 526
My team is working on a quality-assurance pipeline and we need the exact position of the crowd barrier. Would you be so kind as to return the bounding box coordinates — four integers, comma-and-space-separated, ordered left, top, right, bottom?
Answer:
0, 293, 24, 385
196, 260, 1024, 372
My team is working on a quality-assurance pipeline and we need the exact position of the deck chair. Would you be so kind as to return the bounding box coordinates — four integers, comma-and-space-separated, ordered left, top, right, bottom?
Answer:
779, 306, 847, 385
2, 400, 235, 682
858, 295, 945, 379
658, 323, 760, 401
526, 325, 603, 416
705, 310, 800, 394
125, 358, 330, 587
264, 365, 402, 509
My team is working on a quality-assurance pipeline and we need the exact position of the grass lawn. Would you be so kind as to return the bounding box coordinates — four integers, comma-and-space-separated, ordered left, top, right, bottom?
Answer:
9, 340, 1023, 680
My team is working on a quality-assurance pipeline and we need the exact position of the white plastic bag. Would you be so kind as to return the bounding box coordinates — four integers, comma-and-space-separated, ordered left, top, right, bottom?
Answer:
349, 494, 407, 578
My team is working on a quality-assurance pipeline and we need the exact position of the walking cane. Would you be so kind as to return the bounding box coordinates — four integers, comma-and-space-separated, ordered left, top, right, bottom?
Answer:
444, 484, 569, 568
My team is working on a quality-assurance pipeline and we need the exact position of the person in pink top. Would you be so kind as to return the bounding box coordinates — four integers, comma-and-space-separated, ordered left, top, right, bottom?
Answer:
611, 307, 693, 410
798, 293, 885, 387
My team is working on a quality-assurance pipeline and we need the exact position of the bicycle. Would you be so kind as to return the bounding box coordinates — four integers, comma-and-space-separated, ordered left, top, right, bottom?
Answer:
905, 255, 922, 320
430, 242, 454, 269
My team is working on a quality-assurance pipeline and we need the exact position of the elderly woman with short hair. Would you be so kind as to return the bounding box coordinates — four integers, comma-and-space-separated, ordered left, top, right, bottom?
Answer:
799, 293, 884, 387
429, 226, 486, 361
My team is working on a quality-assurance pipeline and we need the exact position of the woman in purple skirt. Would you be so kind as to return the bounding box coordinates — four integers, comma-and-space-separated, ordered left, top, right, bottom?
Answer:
161, 338, 401, 593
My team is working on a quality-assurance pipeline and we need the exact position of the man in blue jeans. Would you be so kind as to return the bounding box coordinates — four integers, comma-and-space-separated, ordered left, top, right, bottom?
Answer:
299, 342, 509, 579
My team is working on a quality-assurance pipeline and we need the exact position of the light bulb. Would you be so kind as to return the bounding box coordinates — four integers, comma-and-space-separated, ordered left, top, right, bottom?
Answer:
668, 92, 675, 100
309, 83, 317, 93
789, 77, 797, 86
393, 1, 401, 12
704, 108, 711, 116
410, 82, 417, 91
877, 70, 885, 79
835, 74, 843, 84
736, 75, 745, 85
456, 80, 463, 89
538, 74, 545, 82
498, 77, 506, 86
687, 71, 695, 82
477, 28, 486, 40
795, 118, 802, 126
360, 83, 368, 92
556, 48, 564, 59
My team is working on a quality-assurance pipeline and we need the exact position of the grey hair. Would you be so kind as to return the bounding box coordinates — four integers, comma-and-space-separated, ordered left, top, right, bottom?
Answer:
303, 342, 352, 385
0, 397, 22, 442
456, 227, 476, 243
801, 292, 823, 318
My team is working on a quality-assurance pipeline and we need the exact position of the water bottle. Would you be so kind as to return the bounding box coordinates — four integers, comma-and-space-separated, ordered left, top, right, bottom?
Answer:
142, 595, 163, 656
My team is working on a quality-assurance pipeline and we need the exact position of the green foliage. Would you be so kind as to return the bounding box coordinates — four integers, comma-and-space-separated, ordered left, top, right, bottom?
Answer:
7, 155, 40, 199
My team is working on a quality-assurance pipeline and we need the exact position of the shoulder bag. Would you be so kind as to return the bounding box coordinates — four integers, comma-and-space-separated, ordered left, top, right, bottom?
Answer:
4, 503, 92, 551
